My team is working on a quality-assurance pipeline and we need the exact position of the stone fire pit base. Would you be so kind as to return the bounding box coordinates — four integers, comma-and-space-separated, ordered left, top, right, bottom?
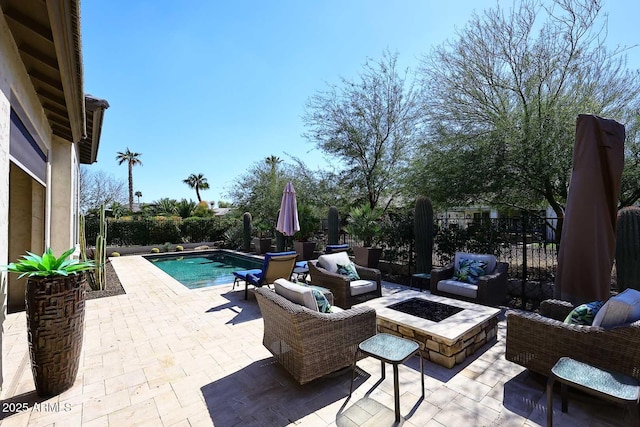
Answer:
355, 290, 501, 369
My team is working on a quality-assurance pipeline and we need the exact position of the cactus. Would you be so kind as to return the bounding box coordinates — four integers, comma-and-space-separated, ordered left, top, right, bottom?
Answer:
89, 204, 107, 291
79, 214, 87, 262
275, 230, 285, 252
327, 206, 339, 245
414, 196, 434, 274
616, 206, 640, 292
243, 212, 252, 252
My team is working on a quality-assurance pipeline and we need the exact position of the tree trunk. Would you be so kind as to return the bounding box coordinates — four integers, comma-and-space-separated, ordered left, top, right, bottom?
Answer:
128, 163, 134, 211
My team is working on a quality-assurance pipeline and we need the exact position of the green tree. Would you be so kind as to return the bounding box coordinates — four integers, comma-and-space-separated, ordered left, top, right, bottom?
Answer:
412, 0, 640, 221
183, 173, 210, 202
155, 198, 178, 216
303, 50, 422, 210
228, 156, 287, 233
176, 199, 197, 219
116, 148, 143, 211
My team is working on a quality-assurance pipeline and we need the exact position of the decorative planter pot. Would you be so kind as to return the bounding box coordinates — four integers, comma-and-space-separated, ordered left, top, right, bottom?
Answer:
353, 246, 383, 269
253, 238, 272, 255
25, 273, 86, 397
294, 241, 316, 261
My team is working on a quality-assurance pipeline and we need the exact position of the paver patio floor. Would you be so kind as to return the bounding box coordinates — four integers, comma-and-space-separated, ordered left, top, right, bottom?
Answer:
0, 255, 631, 426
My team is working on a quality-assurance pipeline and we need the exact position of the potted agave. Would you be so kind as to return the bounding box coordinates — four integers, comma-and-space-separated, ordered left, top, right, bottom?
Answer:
4, 248, 94, 396
345, 205, 384, 268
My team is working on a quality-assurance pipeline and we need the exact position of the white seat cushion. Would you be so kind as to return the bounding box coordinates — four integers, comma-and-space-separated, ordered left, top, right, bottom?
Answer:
454, 252, 497, 274
437, 279, 478, 299
317, 251, 351, 274
349, 279, 377, 296
274, 279, 318, 311
592, 288, 640, 328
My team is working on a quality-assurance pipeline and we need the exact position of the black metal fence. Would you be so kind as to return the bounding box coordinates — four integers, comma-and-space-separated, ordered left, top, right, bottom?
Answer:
337, 213, 559, 284
88, 213, 559, 306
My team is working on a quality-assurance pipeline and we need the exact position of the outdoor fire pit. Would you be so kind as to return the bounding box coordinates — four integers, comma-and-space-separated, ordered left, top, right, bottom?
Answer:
355, 290, 500, 368
388, 298, 463, 322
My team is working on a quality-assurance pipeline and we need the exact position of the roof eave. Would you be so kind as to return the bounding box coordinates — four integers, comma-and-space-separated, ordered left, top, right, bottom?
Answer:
46, 0, 85, 143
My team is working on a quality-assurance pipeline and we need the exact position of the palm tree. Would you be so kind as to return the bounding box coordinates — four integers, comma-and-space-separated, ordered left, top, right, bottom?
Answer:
116, 148, 143, 211
265, 155, 282, 174
134, 191, 142, 203
183, 173, 209, 202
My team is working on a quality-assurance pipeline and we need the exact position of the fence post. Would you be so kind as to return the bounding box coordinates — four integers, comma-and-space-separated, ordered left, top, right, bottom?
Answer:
521, 210, 528, 308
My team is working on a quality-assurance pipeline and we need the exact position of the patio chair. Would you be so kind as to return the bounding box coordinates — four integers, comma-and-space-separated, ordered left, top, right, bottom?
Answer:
308, 251, 381, 308
232, 268, 262, 290
325, 244, 350, 254
430, 252, 508, 306
506, 298, 640, 379
243, 251, 298, 300
254, 284, 377, 384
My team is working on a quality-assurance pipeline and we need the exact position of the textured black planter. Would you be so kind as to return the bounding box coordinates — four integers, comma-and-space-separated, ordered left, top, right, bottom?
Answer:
294, 241, 316, 261
353, 246, 383, 269
25, 274, 86, 396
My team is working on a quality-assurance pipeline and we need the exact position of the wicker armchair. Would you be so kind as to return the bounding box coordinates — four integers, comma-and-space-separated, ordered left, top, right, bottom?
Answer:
308, 259, 382, 309
506, 299, 640, 379
254, 287, 377, 385
430, 252, 508, 306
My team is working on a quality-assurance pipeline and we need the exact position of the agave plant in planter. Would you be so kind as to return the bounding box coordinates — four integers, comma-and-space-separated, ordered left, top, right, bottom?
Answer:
345, 205, 384, 268
5, 248, 94, 396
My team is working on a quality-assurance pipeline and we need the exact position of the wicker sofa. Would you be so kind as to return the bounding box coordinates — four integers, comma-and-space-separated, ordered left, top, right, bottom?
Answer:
254, 286, 377, 385
506, 299, 640, 379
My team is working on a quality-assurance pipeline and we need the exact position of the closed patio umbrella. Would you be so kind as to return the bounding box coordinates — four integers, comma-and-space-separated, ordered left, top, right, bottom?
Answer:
276, 182, 300, 238
554, 114, 625, 304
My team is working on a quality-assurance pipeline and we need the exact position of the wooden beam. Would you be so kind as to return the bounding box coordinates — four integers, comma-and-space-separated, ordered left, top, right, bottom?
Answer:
37, 86, 66, 107
29, 68, 63, 91
3, 6, 54, 42
19, 42, 59, 71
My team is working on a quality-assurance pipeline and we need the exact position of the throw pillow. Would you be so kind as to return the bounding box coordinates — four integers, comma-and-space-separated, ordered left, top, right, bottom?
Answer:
592, 288, 640, 328
311, 288, 331, 313
337, 262, 360, 281
453, 258, 487, 285
563, 301, 604, 325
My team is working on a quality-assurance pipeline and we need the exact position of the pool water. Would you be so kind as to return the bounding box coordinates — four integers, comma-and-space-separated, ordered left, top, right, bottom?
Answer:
145, 250, 263, 289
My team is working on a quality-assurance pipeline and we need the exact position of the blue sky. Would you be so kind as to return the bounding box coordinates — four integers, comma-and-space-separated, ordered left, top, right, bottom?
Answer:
81, 0, 640, 206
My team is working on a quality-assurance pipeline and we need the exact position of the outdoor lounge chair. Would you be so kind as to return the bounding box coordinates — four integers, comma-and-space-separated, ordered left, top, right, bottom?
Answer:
308, 251, 381, 308
506, 299, 640, 379
430, 252, 508, 306
243, 251, 298, 300
254, 285, 377, 384
232, 268, 262, 290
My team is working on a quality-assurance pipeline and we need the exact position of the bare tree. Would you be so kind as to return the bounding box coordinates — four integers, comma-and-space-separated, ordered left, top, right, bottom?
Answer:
79, 167, 127, 214
303, 50, 423, 210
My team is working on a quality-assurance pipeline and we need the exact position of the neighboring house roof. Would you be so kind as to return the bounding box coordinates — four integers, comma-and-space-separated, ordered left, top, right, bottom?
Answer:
1, 0, 108, 163
213, 208, 231, 216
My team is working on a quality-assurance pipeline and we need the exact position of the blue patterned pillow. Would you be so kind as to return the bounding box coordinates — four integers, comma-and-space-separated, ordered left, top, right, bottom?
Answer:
337, 262, 360, 281
564, 301, 604, 325
311, 289, 331, 313
453, 258, 487, 285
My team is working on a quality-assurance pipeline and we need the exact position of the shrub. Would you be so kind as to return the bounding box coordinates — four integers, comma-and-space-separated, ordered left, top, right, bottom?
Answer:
151, 248, 160, 253
110, 252, 121, 257
175, 245, 184, 251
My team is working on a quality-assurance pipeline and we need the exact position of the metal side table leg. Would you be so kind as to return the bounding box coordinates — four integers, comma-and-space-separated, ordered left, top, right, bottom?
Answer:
546, 373, 556, 427
393, 363, 400, 422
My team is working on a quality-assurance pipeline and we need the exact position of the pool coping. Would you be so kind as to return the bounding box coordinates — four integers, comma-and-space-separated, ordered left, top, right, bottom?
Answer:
112, 248, 265, 295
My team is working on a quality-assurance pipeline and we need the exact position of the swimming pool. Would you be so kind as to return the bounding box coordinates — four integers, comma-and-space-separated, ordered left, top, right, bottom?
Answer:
145, 250, 263, 289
